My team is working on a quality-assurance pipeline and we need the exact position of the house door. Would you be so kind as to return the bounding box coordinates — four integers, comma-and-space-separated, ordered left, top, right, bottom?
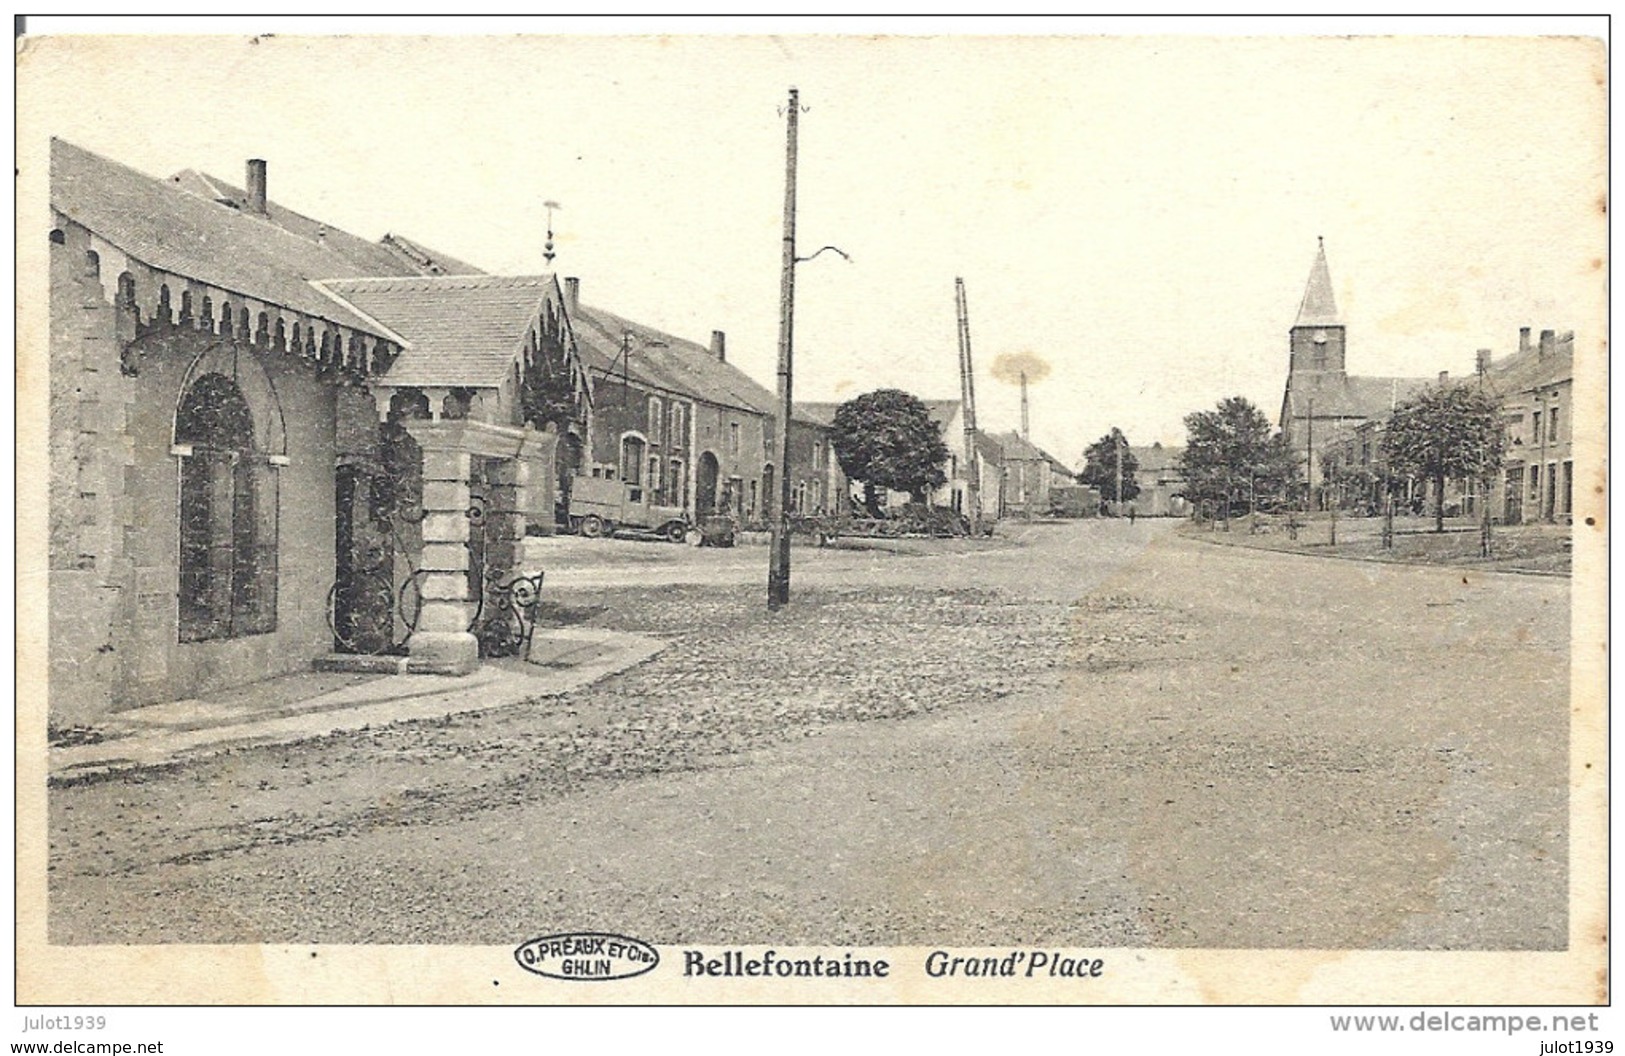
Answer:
330, 420, 425, 655
697, 451, 720, 515
555, 432, 582, 529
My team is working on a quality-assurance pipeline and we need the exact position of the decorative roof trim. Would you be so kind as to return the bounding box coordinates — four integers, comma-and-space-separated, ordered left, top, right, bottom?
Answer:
61, 217, 399, 377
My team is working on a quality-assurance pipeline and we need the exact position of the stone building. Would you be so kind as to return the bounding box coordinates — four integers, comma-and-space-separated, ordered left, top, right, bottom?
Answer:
565, 284, 846, 529
1128, 442, 1189, 517
1484, 329, 1575, 524
995, 431, 1069, 518
1319, 327, 1575, 524
1277, 238, 1431, 498
48, 139, 588, 722
796, 397, 998, 521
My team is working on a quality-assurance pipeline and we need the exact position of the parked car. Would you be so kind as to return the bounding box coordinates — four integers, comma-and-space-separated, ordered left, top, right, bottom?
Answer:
566, 473, 690, 542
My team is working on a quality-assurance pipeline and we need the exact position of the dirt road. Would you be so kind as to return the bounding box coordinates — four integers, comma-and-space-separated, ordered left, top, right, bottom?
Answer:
49, 521, 1569, 949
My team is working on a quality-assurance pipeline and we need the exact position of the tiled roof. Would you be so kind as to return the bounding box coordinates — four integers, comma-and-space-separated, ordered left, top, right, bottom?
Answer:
316, 274, 558, 387
1482, 335, 1574, 398
973, 431, 1006, 463
791, 401, 841, 427
570, 303, 778, 416
1284, 373, 1432, 420
1130, 443, 1184, 472
796, 397, 962, 430
169, 169, 487, 279
1294, 240, 1341, 328
794, 401, 843, 425
917, 398, 962, 425
996, 430, 1047, 461
52, 139, 400, 337
378, 233, 487, 277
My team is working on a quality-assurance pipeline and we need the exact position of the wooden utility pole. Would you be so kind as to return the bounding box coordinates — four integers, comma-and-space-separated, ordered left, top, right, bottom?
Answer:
767, 87, 800, 611
954, 278, 982, 537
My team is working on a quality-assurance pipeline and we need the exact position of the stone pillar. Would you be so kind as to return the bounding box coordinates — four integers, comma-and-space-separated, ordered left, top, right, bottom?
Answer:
406, 427, 478, 675
483, 458, 523, 576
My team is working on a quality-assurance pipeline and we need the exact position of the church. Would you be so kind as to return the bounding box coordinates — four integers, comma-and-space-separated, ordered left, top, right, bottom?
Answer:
1276, 239, 1432, 496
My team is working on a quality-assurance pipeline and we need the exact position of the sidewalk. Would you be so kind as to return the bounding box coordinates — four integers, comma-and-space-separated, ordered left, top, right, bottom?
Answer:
49, 628, 666, 782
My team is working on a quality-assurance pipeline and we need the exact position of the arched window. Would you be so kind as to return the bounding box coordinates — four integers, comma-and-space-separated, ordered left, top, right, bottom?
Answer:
176, 373, 278, 641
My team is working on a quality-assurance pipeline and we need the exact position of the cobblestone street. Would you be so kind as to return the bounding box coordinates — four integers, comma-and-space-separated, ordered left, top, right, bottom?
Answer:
48, 520, 1569, 951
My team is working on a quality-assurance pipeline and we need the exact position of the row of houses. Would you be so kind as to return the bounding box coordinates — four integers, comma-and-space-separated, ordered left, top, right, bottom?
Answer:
800, 395, 1081, 522
1277, 240, 1576, 524
47, 139, 873, 722
1318, 329, 1576, 524
45, 139, 1096, 725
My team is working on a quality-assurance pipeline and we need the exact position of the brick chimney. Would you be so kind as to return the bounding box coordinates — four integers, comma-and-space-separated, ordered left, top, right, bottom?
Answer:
711, 330, 726, 362
1519, 327, 1532, 356
1539, 329, 1555, 358
246, 159, 268, 215
1476, 348, 1492, 375
564, 277, 580, 311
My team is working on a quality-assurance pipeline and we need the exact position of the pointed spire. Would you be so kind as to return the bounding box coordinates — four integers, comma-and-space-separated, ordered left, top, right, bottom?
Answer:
1294, 236, 1340, 328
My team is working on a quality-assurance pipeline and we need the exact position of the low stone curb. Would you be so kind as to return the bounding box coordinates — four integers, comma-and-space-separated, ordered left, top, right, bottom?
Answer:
1181, 529, 1572, 579
48, 629, 666, 783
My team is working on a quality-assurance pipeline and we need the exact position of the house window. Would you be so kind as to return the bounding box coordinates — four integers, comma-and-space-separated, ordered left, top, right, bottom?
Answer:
669, 458, 686, 510
1549, 407, 1560, 443
648, 397, 663, 445
669, 403, 685, 449
648, 455, 661, 497
176, 373, 277, 642
1531, 411, 1542, 444
729, 422, 741, 458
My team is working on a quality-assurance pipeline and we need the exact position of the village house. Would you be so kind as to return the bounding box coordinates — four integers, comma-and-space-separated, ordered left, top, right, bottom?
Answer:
48, 139, 596, 722
564, 283, 846, 532
796, 397, 1002, 524
1128, 442, 1189, 516
1482, 328, 1575, 525
995, 430, 1071, 518
1319, 327, 1575, 524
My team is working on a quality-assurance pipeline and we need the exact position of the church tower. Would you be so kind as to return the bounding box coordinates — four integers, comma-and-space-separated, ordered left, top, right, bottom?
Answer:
1288, 237, 1346, 378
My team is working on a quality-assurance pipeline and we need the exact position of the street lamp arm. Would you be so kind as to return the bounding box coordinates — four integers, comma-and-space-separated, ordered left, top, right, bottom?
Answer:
795, 245, 852, 265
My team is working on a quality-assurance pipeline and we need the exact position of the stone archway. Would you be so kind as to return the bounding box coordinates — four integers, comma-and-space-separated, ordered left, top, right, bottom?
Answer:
696, 451, 720, 515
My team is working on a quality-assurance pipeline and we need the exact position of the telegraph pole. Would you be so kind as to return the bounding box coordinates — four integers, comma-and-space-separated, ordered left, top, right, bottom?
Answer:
954, 278, 982, 536
767, 88, 800, 611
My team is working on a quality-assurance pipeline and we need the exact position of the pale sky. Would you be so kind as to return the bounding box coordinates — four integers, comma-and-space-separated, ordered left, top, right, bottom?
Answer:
19, 20, 1606, 466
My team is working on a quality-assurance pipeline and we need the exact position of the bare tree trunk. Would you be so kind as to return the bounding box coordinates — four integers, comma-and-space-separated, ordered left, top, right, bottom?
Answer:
1434, 468, 1446, 533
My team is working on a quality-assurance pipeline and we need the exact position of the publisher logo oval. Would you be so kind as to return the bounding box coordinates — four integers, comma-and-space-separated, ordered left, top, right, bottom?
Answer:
513, 932, 660, 982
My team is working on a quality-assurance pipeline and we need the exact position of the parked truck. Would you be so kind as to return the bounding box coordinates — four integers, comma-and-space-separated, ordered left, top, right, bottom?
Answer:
566, 473, 691, 542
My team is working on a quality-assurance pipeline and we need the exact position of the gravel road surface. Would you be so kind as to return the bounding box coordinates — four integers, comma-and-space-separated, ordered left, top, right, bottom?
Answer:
49, 520, 1568, 949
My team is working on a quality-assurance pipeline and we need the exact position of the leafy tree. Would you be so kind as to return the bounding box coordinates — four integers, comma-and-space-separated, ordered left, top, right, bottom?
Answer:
1078, 428, 1141, 505
1381, 383, 1504, 533
1180, 396, 1297, 516
830, 389, 950, 515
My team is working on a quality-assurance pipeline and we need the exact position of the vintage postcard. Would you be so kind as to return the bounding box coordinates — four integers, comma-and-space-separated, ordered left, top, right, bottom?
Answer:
13, 18, 1609, 1034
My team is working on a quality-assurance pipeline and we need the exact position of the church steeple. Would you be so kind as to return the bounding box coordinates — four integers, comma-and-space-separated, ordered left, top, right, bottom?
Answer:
1288, 236, 1346, 376
1294, 236, 1340, 327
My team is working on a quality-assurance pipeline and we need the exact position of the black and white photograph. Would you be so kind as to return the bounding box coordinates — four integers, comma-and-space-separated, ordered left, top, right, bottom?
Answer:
14, 15, 1608, 1044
